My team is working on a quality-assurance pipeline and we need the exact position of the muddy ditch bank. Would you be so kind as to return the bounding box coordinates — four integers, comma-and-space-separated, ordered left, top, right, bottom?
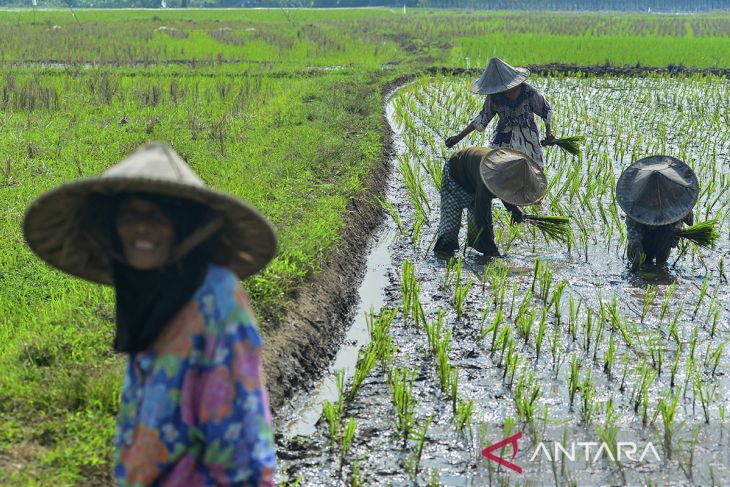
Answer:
274, 75, 729, 485
261, 82, 398, 411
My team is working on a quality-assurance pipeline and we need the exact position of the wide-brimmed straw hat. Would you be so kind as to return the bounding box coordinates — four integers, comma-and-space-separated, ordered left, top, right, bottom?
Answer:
23, 142, 277, 285
616, 155, 699, 226
479, 148, 547, 206
470, 57, 530, 95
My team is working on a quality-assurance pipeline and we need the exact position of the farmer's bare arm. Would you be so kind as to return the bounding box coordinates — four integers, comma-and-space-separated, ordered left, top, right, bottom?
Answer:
445, 123, 476, 148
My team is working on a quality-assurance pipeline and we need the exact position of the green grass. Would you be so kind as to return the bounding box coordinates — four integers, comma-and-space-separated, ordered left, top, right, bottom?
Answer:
0, 7, 729, 485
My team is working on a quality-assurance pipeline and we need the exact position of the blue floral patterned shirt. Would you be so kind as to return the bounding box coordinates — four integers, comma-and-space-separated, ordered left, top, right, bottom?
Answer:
114, 264, 275, 486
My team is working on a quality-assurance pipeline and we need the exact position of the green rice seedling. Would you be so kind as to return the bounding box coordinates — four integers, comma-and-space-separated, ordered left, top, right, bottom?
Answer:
452, 279, 474, 321
567, 354, 580, 409
496, 328, 511, 368
549, 320, 564, 375
582, 310, 594, 353
549, 280, 567, 325
632, 362, 656, 414
483, 308, 504, 352
543, 135, 586, 157
351, 457, 362, 487
604, 335, 616, 381
508, 281, 519, 319
648, 331, 663, 376
405, 415, 433, 481
398, 155, 431, 223
425, 309, 445, 354
579, 370, 596, 425
705, 342, 724, 377
323, 400, 340, 451
389, 367, 417, 447
535, 307, 548, 360
668, 309, 681, 346
514, 370, 541, 426
657, 392, 680, 459
435, 331, 453, 393
523, 215, 573, 246
709, 309, 720, 339
348, 343, 377, 402
692, 278, 710, 319
401, 260, 418, 325
517, 307, 536, 344
340, 417, 358, 474
568, 295, 581, 342
693, 375, 716, 424
670, 350, 681, 389
443, 257, 461, 292
450, 369, 459, 413
421, 157, 443, 191
537, 260, 553, 304
376, 196, 406, 236
641, 284, 657, 322
659, 283, 677, 322
505, 348, 522, 389
674, 220, 720, 248
455, 398, 475, 433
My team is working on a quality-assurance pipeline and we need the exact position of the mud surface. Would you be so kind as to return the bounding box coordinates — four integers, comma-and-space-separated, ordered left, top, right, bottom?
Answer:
276, 75, 729, 485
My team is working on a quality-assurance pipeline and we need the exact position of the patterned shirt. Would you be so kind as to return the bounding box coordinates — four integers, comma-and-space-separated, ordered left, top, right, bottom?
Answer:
471, 83, 552, 164
114, 264, 275, 487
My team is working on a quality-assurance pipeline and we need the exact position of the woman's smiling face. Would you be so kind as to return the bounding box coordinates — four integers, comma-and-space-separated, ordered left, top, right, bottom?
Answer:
116, 196, 176, 270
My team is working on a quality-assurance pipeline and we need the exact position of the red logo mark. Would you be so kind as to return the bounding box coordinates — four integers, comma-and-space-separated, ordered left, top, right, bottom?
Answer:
482, 432, 523, 473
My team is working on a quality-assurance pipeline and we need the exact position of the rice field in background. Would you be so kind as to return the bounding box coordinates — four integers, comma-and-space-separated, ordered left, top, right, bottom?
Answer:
277, 74, 729, 485
0, 7, 728, 485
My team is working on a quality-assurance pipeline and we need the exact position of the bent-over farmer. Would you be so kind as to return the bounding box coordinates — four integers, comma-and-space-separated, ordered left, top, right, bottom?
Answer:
23, 142, 278, 486
616, 155, 699, 272
434, 146, 547, 257
445, 57, 555, 165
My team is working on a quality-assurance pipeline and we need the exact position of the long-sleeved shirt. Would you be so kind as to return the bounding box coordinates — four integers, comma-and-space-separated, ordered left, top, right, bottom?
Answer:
114, 264, 275, 487
471, 83, 552, 165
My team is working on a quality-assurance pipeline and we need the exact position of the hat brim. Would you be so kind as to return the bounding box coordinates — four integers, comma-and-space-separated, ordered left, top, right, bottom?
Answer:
23, 177, 277, 285
479, 148, 547, 206
616, 156, 699, 226
470, 68, 530, 95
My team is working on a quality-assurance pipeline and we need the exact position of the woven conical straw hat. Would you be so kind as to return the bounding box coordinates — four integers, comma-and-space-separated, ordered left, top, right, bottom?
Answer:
470, 57, 530, 95
479, 148, 547, 206
616, 155, 699, 226
23, 142, 277, 284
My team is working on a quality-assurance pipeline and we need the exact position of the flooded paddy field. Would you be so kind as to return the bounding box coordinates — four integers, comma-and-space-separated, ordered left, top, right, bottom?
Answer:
276, 75, 729, 486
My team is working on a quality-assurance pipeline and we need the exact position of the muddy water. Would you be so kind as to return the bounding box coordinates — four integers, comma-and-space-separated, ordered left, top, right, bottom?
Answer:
276, 76, 729, 486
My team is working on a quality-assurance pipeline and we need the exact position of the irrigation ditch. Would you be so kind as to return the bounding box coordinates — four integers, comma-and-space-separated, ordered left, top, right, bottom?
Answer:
273, 73, 729, 485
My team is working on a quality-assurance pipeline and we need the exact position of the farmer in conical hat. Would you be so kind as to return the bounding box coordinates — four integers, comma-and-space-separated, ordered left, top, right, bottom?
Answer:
616, 155, 698, 272
23, 142, 277, 485
434, 146, 546, 257
445, 57, 555, 166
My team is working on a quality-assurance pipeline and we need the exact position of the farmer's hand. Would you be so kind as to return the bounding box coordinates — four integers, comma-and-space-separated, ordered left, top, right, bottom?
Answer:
445, 136, 459, 148
540, 134, 556, 146
510, 211, 524, 225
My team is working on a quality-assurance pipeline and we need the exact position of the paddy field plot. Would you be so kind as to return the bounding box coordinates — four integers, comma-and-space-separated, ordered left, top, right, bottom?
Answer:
277, 74, 729, 485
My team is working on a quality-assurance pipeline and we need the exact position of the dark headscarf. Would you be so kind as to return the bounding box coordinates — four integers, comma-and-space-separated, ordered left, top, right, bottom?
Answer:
109, 193, 211, 354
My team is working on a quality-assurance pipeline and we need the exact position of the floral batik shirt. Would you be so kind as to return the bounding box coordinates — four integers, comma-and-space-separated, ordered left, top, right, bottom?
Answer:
471, 82, 553, 165
114, 264, 276, 487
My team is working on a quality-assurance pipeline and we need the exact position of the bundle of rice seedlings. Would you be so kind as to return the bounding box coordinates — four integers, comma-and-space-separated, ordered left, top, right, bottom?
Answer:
543, 135, 586, 157
674, 220, 719, 249
523, 215, 572, 245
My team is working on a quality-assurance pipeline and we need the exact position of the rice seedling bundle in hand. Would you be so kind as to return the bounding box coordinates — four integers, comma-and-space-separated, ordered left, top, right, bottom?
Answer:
543, 135, 586, 157
674, 220, 719, 248
523, 215, 572, 245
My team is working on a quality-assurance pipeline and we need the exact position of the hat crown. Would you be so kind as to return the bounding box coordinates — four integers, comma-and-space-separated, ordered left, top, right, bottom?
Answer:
478, 147, 547, 206
616, 155, 699, 226
470, 57, 530, 95
104, 142, 205, 187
